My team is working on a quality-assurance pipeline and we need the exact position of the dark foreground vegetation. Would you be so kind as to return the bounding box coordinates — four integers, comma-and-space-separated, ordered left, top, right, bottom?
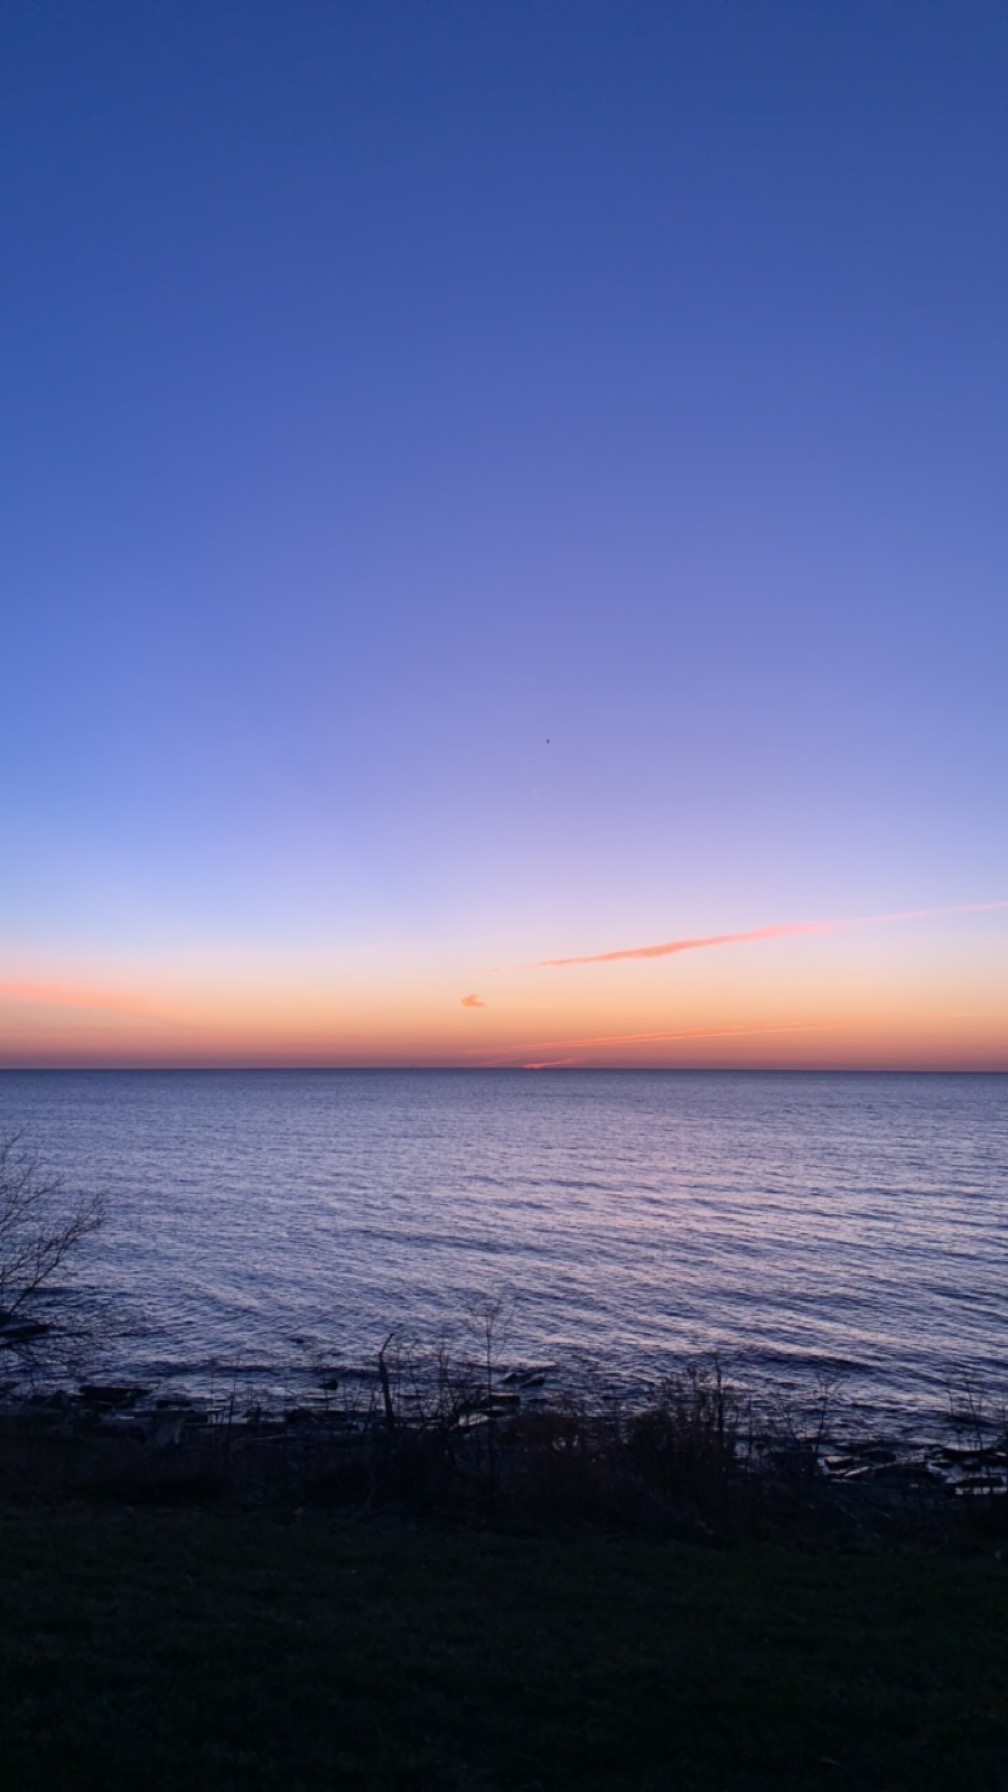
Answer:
1, 1363, 1006, 1791
4, 1346, 1006, 1542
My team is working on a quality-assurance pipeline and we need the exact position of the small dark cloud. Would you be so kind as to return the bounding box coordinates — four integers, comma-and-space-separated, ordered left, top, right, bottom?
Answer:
461, 992, 486, 1008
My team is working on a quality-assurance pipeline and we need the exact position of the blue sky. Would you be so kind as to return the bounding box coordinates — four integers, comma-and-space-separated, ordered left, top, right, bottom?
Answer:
2, 1, 1006, 1065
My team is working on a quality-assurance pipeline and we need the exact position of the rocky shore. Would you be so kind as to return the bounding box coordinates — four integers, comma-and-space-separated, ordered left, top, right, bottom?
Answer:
2, 1358, 1005, 1544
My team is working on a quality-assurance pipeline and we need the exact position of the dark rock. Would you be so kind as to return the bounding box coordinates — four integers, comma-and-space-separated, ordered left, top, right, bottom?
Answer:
79, 1384, 150, 1411
0, 1318, 51, 1344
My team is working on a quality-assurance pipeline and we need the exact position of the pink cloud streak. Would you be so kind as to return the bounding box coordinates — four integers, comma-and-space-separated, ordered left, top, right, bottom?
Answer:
536, 900, 1008, 969
521, 1006, 999, 1058
527, 1017, 856, 1052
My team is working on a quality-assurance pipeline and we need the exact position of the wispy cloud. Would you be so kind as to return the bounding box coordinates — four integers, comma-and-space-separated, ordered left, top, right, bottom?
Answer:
536, 901, 1008, 969
525, 1018, 855, 1052
460, 992, 486, 1008
518, 1004, 1003, 1059
0, 979, 171, 1022
537, 922, 828, 968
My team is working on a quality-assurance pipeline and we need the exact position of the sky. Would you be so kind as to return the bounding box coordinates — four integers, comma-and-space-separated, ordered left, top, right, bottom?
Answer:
2, 0, 1006, 1070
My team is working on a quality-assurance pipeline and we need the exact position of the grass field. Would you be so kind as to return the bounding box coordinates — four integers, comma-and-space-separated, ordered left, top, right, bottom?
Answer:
0, 1508, 1005, 1790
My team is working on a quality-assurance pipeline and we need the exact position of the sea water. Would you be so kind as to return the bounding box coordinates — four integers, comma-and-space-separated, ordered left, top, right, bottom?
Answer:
0, 1070, 1005, 1435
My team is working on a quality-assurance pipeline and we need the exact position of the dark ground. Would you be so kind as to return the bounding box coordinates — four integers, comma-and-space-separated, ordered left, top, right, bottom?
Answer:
1, 1504, 1006, 1791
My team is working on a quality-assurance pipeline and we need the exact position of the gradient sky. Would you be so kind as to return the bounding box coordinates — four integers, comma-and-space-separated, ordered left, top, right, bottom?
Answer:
2, 1, 1006, 1069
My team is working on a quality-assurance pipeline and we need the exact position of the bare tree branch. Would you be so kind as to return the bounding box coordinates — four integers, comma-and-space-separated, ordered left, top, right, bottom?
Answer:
0, 1133, 104, 1340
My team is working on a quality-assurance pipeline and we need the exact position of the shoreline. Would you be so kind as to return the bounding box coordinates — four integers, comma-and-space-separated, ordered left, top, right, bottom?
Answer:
9, 1321, 1008, 1475
4, 1353, 1005, 1541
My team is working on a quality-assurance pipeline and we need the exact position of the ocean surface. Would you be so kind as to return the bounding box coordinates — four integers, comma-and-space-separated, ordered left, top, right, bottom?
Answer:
1, 1070, 1005, 1438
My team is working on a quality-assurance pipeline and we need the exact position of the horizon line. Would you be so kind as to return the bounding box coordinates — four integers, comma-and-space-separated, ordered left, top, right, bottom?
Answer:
1, 1062, 1005, 1075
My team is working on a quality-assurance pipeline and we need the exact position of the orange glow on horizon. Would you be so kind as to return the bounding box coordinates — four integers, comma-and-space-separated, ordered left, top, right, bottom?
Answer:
1, 995, 1005, 1072
2, 901, 1006, 1071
